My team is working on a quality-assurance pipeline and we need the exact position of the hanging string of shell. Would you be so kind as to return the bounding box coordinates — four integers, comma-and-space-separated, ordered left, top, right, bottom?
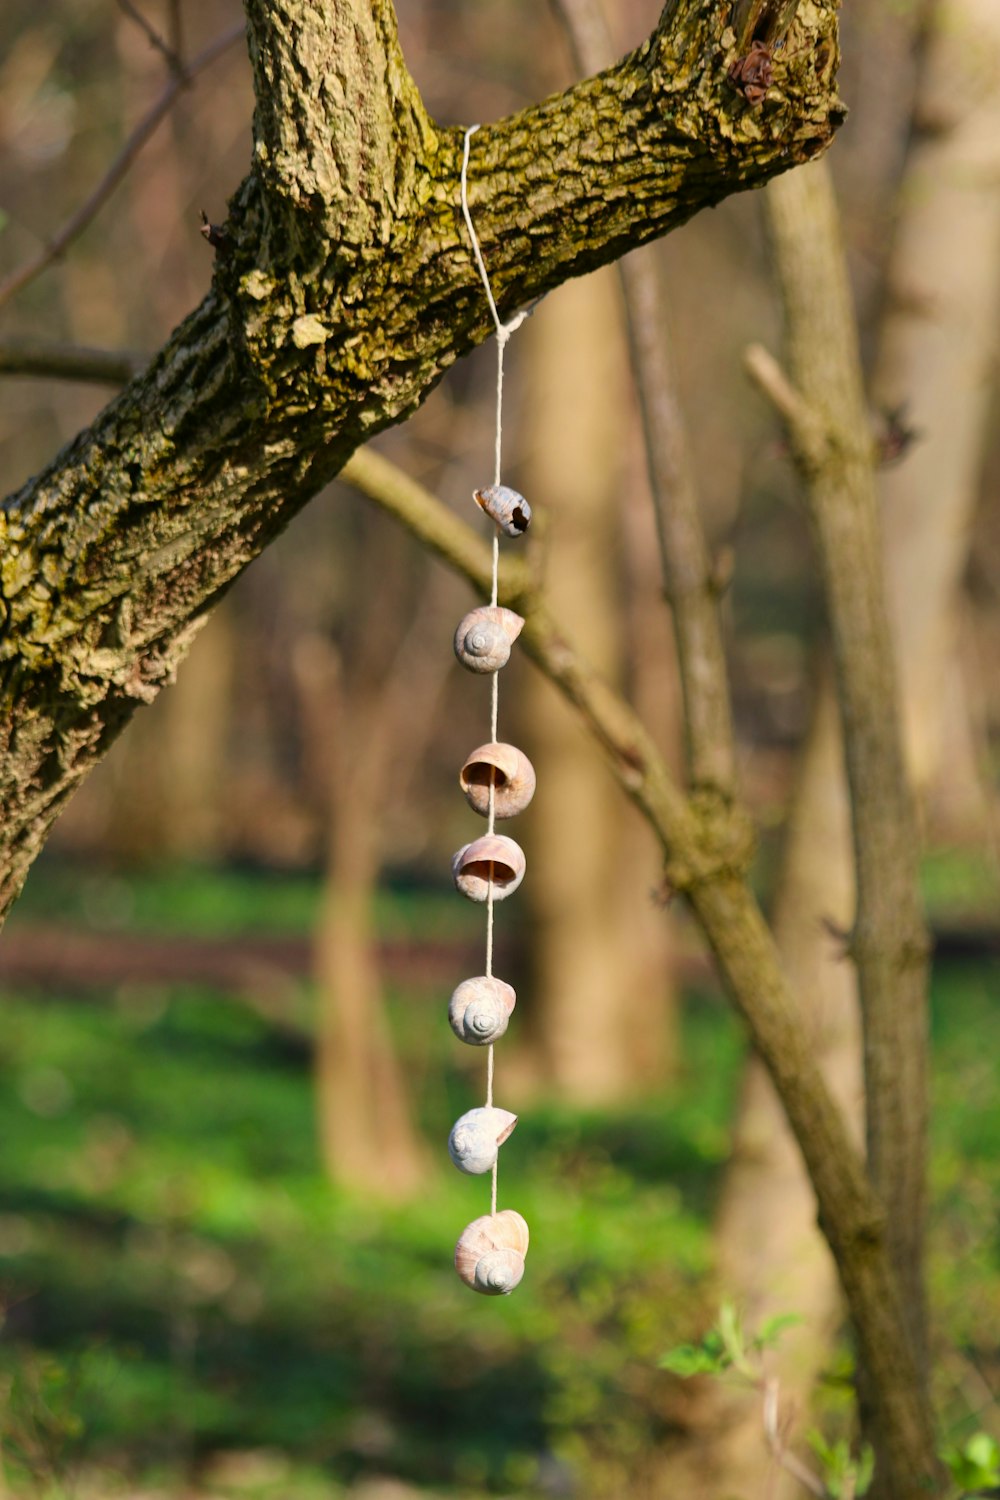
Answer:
448, 127, 536, 1295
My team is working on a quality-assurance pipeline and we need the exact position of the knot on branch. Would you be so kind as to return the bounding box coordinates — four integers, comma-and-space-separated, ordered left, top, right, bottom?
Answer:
818, 1202, 886, 1252
661, 795, 757, 897
712, 3, 845, 160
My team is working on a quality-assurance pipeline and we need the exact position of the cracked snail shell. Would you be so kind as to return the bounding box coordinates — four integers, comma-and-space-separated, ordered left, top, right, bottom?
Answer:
454, 1208, 530, 1296
451, 834, 526, 903
448, 1105, 518, 1175
459, 742, 536, 820
474, 485, 532, 538
449, 975, 516, 1046
453, 606, 525, 674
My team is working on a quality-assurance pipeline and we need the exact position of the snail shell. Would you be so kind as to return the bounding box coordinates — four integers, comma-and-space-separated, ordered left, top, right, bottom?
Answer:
474, 485, 532, 538
460, 742, 536, 820
448, 1105, 518, 1175
451, 835, 526, 903
453, 606, 525, 674
449, 975, 516, 1046
455, 1209, 530, 1296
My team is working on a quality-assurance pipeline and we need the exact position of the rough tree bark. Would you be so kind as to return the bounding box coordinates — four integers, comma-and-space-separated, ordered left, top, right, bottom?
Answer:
0, 0, 844, 918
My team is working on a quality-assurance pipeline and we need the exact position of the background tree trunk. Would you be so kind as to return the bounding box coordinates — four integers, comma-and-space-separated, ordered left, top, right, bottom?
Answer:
291, 556, 456, 1198
292, 635, 429, 1198
710, 8, 1000, 1482
874, 0, 1000, 832
521, 268, 677, 1102
697, 672, 860, 1500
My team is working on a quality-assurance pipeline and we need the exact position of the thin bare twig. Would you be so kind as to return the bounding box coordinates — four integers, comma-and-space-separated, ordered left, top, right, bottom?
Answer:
763, 1378, 827, 1499
0, 20, 245, 314
116, 0, 184, 75
0, 340, 147, 385
744, 343, 828, 469
167, 0, 185, 63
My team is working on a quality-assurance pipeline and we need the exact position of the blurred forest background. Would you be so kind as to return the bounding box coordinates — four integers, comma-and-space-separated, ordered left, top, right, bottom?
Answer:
1, 0, 999, 1496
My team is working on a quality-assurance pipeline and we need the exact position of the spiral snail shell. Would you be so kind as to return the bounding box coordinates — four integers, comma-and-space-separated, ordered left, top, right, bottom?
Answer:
449, 975, 516, 1046
474, 485, 532, 538
454, 1209, 530, 1295
460, 743, 536, 820
451, 835, 526, 903
453, 606, 525, 674
448, 1105, 518, 1175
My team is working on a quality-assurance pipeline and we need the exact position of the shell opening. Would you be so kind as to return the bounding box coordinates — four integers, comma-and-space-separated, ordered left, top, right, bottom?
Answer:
465, 857, 514, 888
466, 764, 508, 789
452, 835, 526, 902
448, 1106, 518, 1175
473, 486, 532, 538
459, 744, 535, 821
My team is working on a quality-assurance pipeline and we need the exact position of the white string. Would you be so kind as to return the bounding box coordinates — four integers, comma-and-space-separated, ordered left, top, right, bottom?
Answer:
485, 882, 495, 979
461, 124, 528, 1223
460, 127, 502, 335
461, 126, 529, 496
487, 1050, 497, 1215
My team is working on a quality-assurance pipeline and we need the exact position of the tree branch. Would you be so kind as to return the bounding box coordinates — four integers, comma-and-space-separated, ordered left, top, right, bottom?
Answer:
0, 341, 147, 385
762, 1378, 827, 1499
243, 0, 433, 248
755, 159, 938, 1494
744, 342, 828, 469
0, 21, 245, 314
117, 0, 185, 77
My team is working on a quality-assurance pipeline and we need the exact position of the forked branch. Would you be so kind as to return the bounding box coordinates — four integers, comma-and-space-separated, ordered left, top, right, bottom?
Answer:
750, 158, 939, 1494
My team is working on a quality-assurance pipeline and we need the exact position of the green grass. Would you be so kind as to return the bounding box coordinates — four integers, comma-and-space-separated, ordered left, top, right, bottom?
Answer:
0, 973, 735, 1496
11, 857, 477, 943
1, 863, 999, 1497
921, 846, 1000, 926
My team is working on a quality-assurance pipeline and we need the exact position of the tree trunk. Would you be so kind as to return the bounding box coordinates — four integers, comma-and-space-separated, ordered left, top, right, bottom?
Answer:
522, 268, 677, 1101
315, 765, 429, 1198
698, 671, 860, 1500
701, 9, 1000, 1491
762, 160, 932, 1393
730, 4, 1000, 1456
874, 0, 1000, 824
293, 631, 431, 1199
